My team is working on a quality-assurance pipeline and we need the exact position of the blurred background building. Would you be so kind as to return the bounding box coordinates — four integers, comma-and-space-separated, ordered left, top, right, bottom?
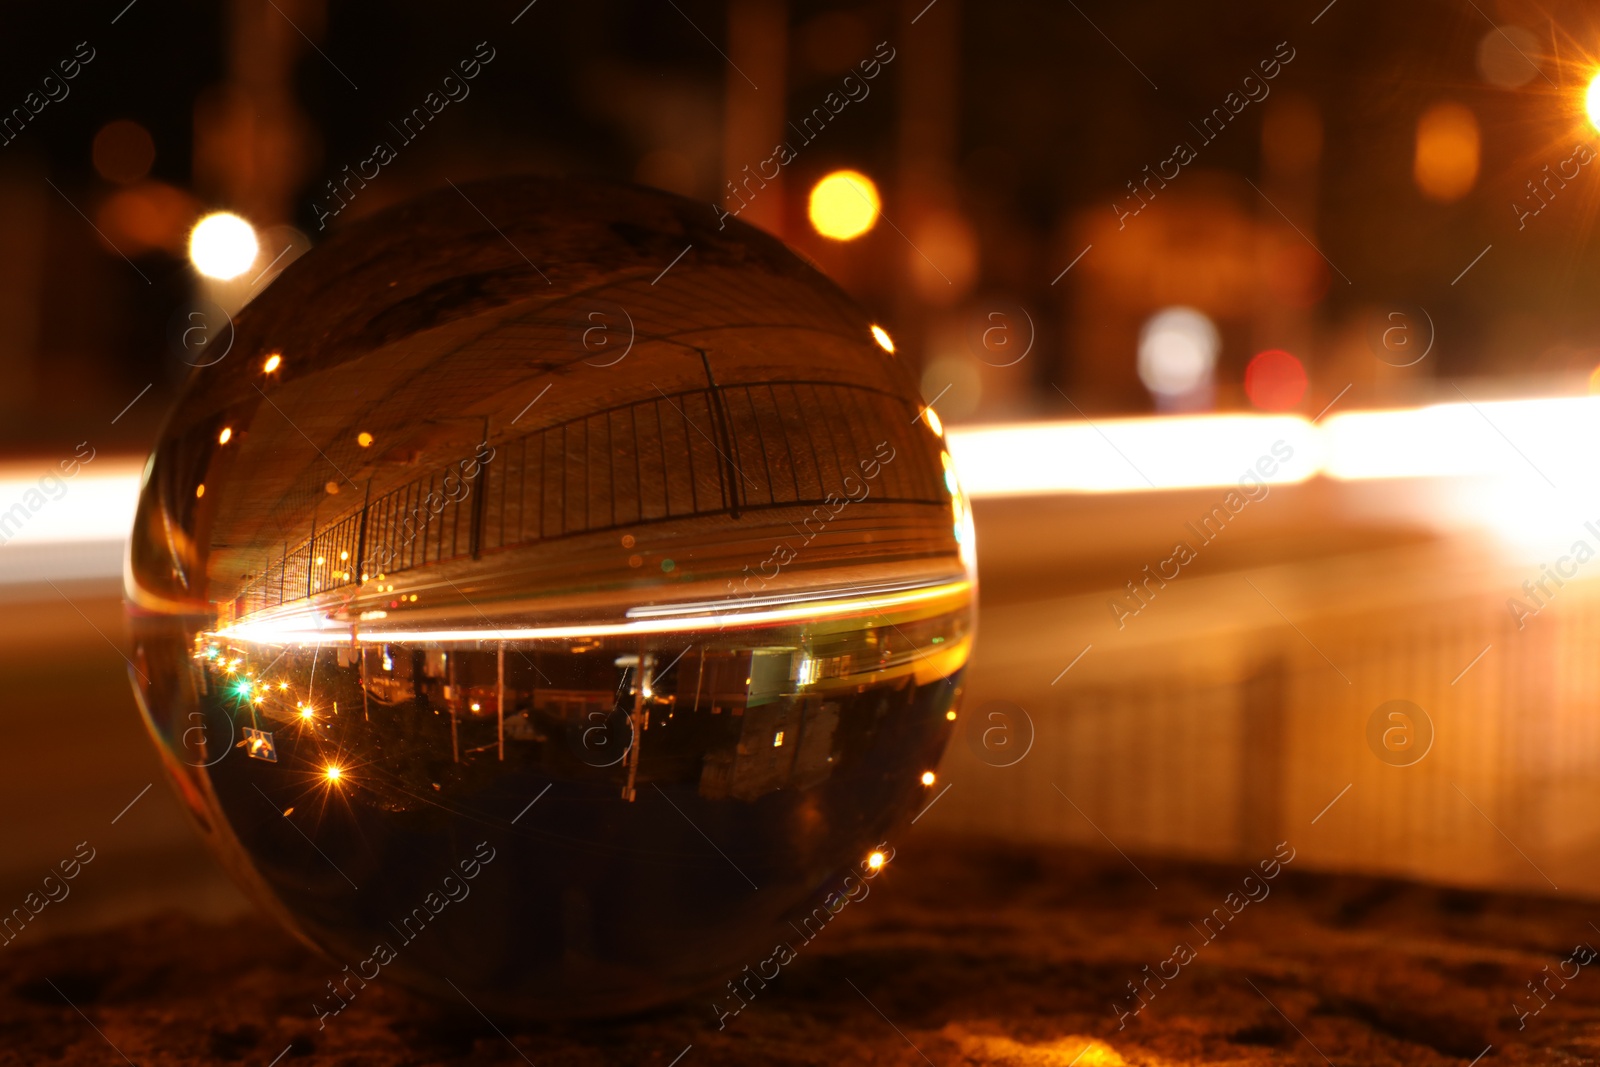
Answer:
8, 0, 1600, 446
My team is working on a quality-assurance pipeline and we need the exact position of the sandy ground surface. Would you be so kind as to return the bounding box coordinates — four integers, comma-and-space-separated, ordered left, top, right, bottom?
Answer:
4, 832, 1599, 1066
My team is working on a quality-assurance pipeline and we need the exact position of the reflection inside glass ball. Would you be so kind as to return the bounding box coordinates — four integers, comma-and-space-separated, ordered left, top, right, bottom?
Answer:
127, 177, 973, 1018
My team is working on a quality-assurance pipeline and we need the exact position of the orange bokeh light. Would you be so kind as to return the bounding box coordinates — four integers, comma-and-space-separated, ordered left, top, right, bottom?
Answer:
1245, 349, 1307, 411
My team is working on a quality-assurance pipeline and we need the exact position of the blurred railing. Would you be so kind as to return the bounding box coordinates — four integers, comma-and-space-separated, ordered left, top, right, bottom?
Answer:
230, 379, 941, 619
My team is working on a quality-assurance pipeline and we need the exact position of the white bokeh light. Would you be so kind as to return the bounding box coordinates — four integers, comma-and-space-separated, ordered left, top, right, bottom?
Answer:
1137, 306, 1220, 401
189, 212, 260, 280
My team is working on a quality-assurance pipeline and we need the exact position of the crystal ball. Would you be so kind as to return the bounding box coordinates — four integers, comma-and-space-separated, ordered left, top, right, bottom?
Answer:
126, 176, 975, 1019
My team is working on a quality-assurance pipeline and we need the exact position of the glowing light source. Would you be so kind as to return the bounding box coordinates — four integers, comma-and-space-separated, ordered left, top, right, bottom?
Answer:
1587, 73, 1600, 132
1137, 307, 1219, 402
946, 414, 1324, 497
324, 764, 343, 782
357, 432, 374, 448
195, 484, 205, 499
773, 730, 785, 747
262, 353, 282, 373
866, 850, 886, 871
300, 707, 314, 720
218, 427, 233, 445
922, 406, 944, 437
946, 709, 957, 721
1320, 395, 1600, 483
1244, 349, 1308, 411
808, 170, 880, 240
870, 324, 895, 354
920, 771, 936, 786
188, 212, 259, 280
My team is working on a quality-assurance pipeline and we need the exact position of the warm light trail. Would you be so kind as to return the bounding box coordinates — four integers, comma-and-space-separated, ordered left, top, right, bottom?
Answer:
943, 395, 1600, 499
34, 393, 1600, 592
946, 414, 1324, 497
211, 578, 974, 647
1319, 395, 1600, 482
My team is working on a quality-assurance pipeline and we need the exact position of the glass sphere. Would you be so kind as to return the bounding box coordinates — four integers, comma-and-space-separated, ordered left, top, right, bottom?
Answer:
126, 176, 975, 1019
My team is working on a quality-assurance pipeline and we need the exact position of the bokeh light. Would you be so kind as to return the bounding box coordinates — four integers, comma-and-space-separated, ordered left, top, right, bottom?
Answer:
1413, 102, 1480, 202
907, 208, 977, 303
808, 170, 880, 240
189, 212, 259, 280
1476, 26, 1541, 88
96, 181, 198, 255
262, 353, 282, 373
1137, 307, 1219, 402
1245, 349, 1308, 411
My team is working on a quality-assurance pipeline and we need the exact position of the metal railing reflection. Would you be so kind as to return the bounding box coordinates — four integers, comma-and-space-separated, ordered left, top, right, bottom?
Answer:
231, 379, 941, 618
